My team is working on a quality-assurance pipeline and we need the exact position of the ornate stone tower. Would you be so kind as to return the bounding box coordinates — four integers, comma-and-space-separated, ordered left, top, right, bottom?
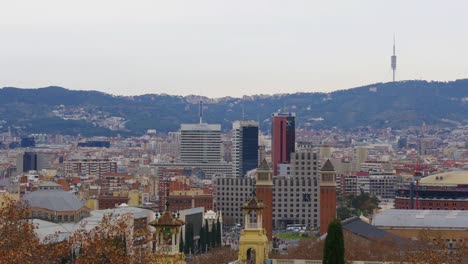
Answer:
319, 159, 337, 235
255, 159, 273, 241
237, 197, 269, 264
149, 201, 186, 264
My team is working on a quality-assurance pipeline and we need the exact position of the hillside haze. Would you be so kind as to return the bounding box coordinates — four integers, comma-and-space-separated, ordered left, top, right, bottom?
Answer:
1, 80, 467, 136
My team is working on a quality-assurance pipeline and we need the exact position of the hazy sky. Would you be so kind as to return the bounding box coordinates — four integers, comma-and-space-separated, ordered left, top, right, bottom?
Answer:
1, 1, 467, 97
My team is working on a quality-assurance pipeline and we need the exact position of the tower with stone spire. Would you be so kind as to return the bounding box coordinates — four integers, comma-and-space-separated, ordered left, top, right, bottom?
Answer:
319, 159, 337, 235
255, 159, 273, 241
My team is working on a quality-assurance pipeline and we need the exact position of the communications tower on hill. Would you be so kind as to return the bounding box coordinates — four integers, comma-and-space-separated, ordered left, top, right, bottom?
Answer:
391, 35, 397, 82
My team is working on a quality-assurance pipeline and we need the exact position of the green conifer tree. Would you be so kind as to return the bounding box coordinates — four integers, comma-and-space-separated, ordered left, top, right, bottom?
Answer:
184, 224, 190, 254
323, 219, 345, 264
179, 229, 184, 253
189, 223, 195, 255
210, 222, 216, 248
216, 217, 222, 247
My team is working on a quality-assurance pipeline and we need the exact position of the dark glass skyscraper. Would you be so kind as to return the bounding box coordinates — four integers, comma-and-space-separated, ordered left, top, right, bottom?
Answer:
232, 121, 259, 177
23, 152, 38, 172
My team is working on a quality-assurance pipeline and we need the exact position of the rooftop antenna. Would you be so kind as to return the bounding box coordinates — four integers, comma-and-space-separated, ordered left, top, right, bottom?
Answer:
242, 100, 245, 121
199, 100, 203, 124
391, 35, 397, 82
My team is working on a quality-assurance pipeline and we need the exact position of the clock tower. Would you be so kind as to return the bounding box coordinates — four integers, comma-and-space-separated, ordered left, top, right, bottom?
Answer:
255, 159, 273, 241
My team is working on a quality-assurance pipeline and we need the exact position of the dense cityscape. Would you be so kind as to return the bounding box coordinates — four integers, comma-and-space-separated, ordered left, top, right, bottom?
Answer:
0, 103, 467, 263
1, 1, 468, 263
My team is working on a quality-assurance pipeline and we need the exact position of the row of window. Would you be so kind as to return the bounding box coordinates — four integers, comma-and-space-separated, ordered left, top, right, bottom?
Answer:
273, 214, 318, 218
274, 178, 318, 186
274, 188, 318, 193
273, 208, 318, 213
31, 211, 88, 223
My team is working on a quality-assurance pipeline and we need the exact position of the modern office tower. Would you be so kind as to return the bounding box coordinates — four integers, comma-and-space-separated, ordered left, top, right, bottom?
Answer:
37, 153, 53, 171
16, 152, 38, 173
271, 113, 295, 175
180, 123, 222, 163
255, 160, 273, 240
16, 151, 54, 175
352, 146, 368, 172
320, 159, 337, 235
232, 121, 259, 177
272, 147, 320, 229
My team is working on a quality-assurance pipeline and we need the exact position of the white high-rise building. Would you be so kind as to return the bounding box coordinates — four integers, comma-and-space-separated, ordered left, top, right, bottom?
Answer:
180, 123, 222, 163
352, 146, 368, 172
232, 121, 259, 177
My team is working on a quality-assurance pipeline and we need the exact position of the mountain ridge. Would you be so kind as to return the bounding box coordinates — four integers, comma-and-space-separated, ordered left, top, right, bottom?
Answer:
1, 79, 467, 136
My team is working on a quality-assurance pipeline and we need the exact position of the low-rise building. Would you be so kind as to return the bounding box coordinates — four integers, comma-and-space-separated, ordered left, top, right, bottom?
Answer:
394, 171, 468, 210
373, 209, 468, 249
22, 181, 89, 223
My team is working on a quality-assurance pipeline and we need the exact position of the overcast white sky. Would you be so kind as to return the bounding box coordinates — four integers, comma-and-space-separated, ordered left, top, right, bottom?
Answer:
1, 1, 467, 97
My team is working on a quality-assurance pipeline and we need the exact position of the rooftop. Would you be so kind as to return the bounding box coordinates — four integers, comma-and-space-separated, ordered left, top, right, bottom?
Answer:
321, 159, 335, 172
372, 209, 468, 229
342, 216, 403, 241
22, 189, 85, 212
180, 123, 221, 131
419, 170, 468, 186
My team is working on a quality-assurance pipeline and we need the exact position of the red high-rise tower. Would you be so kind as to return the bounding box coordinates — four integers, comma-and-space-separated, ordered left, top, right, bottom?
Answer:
320, 159, 337, 235
271, 113, 295, 176
256, 159, 273, 241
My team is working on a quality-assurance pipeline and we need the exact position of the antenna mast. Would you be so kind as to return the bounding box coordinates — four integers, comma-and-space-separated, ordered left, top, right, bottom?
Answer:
391, 35, 397, 82
199, 100, 203, 124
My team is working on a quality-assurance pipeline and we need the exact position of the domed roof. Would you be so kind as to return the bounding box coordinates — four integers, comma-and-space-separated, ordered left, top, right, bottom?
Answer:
419, 171, 468, 186
22, 189, 85, 212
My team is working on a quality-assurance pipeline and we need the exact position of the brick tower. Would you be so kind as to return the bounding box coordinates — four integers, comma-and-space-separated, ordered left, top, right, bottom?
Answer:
320, 159, 337, 235
256, 159, 273, 241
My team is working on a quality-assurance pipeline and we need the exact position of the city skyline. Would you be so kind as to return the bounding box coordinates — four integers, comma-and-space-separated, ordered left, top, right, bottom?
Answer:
1, 1, 468, 97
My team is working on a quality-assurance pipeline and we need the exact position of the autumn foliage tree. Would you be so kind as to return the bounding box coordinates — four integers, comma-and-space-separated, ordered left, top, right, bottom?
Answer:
0, 197, 69, 264
193, 247, 237, 264
0, 196, 152, 264
406, 230, 467, 264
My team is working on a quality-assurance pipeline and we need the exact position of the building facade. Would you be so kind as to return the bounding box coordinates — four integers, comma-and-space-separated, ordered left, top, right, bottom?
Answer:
232, 121, 259, 177
395, 171, 468, 210
255, 160, 273, 240
214, 176, 255, 225
271, 113, 295, 176
22, 182, 89, 223
180, 123, 222, 163
64, 158, 117, 178
272, 148, 320, 230
320, 160, 337, 235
